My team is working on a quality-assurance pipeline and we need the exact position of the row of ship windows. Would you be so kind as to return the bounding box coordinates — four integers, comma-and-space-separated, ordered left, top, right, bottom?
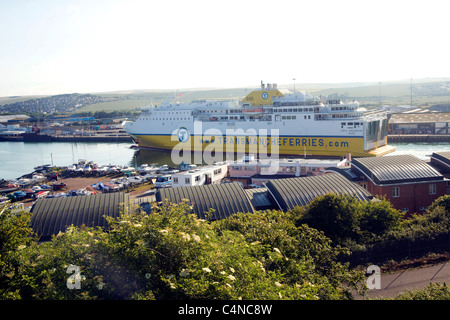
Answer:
141, 118, 191, 121
153, 111, 191, 115
141, 115, 305, 121
142, 114, 365, 122
278, 108, 314, 112
330, 106, 354, 111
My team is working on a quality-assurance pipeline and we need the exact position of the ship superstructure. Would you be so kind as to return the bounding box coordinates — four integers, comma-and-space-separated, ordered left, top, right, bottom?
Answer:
123, 82, 395, 157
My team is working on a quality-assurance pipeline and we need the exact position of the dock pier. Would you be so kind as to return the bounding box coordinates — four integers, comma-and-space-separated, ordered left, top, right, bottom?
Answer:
387, 134, 450, 143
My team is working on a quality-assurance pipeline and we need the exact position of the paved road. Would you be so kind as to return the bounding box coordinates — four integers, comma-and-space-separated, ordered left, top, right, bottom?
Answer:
357, 261, 450, 299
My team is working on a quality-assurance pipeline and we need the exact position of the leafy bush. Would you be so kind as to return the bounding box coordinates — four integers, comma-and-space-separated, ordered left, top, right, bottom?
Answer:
0, 201, 365, 300
392, 283, 450, 300
294, 194, 403, 245
2, 194, 449, 300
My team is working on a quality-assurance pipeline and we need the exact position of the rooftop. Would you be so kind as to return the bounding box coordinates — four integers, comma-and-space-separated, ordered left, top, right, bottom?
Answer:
0, 114, 30, 123
245, 187, 273, 210
30, 192, 131, 239
389, 112, 450, 124
430, 151, 450, 173
156, 182, 255, 220
265, 173, 372, 211
351, 155, 443, 185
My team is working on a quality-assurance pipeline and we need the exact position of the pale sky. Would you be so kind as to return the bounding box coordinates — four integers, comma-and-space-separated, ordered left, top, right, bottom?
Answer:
0, 0, 449, 96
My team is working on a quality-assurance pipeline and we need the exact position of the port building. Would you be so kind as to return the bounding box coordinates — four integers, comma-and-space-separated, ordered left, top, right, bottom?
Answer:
30, 174, 376, 239
264, 173, 373, 211
347, 155, 448, 214
227, 154, 350, 188
157, 173, 373, 215
171, 163, 228, 188
156, 182, 255, 220
430, 151, 450, 176
388, 112, 450, 135
430, 152, 450, 193
30, 192, 152, 240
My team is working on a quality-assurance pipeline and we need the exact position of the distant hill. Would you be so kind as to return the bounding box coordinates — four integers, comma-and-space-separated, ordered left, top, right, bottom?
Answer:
0, 93, 112, 114
312, 79, 450, 107
2, 78, 450, 113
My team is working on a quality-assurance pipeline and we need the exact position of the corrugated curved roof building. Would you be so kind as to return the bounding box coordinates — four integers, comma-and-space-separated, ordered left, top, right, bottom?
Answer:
351, 155, 443, 185
156, 182, 255, 220
30, 192, 132, 240
265, 173, 373, 211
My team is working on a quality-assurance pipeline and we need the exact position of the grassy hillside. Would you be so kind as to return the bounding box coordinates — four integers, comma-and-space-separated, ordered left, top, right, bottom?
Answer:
313, 79, 450, 107
80, 88, 255, 113
3, 78, 450, 114
83, 79, 450, 112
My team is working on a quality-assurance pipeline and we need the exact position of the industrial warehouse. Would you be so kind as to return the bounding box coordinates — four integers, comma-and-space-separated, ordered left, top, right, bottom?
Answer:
27, 153, 449, 240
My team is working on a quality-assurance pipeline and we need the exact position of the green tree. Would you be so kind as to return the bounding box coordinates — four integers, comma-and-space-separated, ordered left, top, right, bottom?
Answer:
296, 193, 362, 244
294, 194, 403, 245
359, 198, 403, 240
427, 194, 450, 214
0, 208, 37, 299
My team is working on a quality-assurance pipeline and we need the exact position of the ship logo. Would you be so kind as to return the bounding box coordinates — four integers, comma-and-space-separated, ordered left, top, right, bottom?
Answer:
177, 127, 189, 142
262, 92, 269, 100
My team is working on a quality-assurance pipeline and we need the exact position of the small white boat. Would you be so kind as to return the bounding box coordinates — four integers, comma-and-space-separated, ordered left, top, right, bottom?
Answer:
128, 176, 143, 184
138, 164, 158, 174
120, 166, 135, 173
156, 164, 169, 173
75, 166, 84, 173
16, 178, 31, 186
31, 174, 46, 183
31, 185, 43, 191
106, 165, 120, 173
95, 166, 107, 174
142, 173, 157, 181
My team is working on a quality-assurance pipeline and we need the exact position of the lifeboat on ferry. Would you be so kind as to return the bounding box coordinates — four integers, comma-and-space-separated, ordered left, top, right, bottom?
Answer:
243, 108, 263, 113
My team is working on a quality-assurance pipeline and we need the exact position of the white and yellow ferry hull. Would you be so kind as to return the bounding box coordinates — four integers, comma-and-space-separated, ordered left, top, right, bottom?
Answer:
129, 133, 395, 157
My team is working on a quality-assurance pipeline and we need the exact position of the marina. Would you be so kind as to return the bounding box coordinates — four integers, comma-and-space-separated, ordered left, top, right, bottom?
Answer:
1, 140, 449, 182
4, 149, 449, 242
1, 139, 449, 212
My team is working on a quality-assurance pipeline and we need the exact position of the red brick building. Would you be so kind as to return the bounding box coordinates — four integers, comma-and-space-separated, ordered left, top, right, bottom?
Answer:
430, 152, 450, 194
350, 155, 447, 215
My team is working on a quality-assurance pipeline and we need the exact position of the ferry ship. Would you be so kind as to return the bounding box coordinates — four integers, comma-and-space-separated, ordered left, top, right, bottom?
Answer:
122, 82, 396, 157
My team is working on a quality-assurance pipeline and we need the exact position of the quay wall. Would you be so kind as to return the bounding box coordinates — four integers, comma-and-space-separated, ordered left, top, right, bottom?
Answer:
51, 135, 133, 143
387, 134, 450, 143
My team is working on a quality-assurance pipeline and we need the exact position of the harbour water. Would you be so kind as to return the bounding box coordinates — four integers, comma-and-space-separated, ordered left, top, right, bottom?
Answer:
0, 141, 449, 181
